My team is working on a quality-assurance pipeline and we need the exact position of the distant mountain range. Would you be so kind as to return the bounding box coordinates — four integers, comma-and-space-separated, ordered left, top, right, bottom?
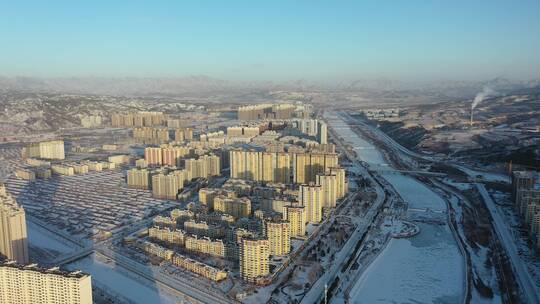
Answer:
1, 76, 538, 98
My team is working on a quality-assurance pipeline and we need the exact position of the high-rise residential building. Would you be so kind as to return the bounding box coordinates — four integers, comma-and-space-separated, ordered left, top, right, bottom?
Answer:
292, 119, 327, 144
145, 147, 163, 166
133, 127, 170, 144
299, 183, 324, 223
126, 168, 152, 189
240, 238, 270, 282
213, 196, 251, 219
226, 125, 261, 137
517, 189, 540, 217
284, 205, 306, 237
512, 171, 536, 205
265, 220, 290, 256
0, 261, 92, 304
0, 185, 28, 264
161, 145, 193, 166
151, 172, 184, 200
112, 111, 166, 127
330, 167, 348, 199
317, 121, 328, 144
237, 104, 296, 120
172, 128, 194, 142
229, 150, 291, 183
316, 172, 338, 208
185, 154, 221, 180
293, 152, 339, 184
26, 140, 65, 160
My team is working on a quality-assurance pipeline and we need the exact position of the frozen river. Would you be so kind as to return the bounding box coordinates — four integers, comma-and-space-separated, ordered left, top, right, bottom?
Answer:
325, 111, 464, 304
67, 253, 180, 304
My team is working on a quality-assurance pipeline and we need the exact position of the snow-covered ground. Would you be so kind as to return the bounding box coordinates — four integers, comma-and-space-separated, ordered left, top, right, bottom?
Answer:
67, 254, 181, 304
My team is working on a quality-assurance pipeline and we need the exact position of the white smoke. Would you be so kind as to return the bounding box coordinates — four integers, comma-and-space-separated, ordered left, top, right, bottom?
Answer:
471, 87, 496, 109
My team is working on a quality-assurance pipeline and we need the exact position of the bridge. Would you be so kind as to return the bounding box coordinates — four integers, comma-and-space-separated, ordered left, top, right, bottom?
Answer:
368, 165, 447, 177
53, 247, 94, 266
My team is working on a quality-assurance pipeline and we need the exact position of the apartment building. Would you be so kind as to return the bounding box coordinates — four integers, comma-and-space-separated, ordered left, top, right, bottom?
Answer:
26, 140, 65, 160
240, 238, 270, 282
299, 183, 324, 223
283, 205, 306, 237
265, 220, 291, 256
0, 261, 92, 304
213, 196, 252, 219
171, 253, 227, 282
0, 185, 29, 264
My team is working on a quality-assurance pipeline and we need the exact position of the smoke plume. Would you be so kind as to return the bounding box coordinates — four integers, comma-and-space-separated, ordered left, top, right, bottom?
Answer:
471, 87, 495, 109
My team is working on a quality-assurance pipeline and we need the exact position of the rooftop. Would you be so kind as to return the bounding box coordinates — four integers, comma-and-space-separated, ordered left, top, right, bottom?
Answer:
0, 261, 89, 279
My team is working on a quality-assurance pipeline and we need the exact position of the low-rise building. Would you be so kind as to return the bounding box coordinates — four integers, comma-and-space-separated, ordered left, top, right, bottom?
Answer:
171, 253, 227, 282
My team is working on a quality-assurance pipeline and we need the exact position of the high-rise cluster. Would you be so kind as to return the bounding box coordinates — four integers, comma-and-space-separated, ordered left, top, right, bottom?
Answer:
293, 152, 339, 184
292, 119, 328, 144
25, 140, 65, 160
238, 104, 296, 120
184, 154, 221, 180
111, 111, 166, 127
230, 150, 291, 183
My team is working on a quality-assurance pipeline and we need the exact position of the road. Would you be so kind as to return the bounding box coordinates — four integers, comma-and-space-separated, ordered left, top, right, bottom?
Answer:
344, 111, 540, 303
337, 110, 467, 304
96, 246, 235, 304
299, 113, 388, 304
300, 178, 385, 304
476, 183, 540, 304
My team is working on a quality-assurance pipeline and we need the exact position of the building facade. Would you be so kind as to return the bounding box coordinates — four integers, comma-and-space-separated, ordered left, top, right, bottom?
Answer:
0, 261, 92, 304
0, 186, 28, 264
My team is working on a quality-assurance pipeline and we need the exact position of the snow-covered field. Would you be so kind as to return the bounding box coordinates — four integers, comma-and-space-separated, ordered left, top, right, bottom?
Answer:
67, 254, 181, 304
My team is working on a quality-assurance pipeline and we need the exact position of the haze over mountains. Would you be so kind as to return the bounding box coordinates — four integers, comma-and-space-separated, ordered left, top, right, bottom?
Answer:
1, 75, 539, 99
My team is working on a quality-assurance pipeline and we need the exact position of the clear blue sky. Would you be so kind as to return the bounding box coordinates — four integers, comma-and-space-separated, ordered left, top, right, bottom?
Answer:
1, 0, 539, 82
